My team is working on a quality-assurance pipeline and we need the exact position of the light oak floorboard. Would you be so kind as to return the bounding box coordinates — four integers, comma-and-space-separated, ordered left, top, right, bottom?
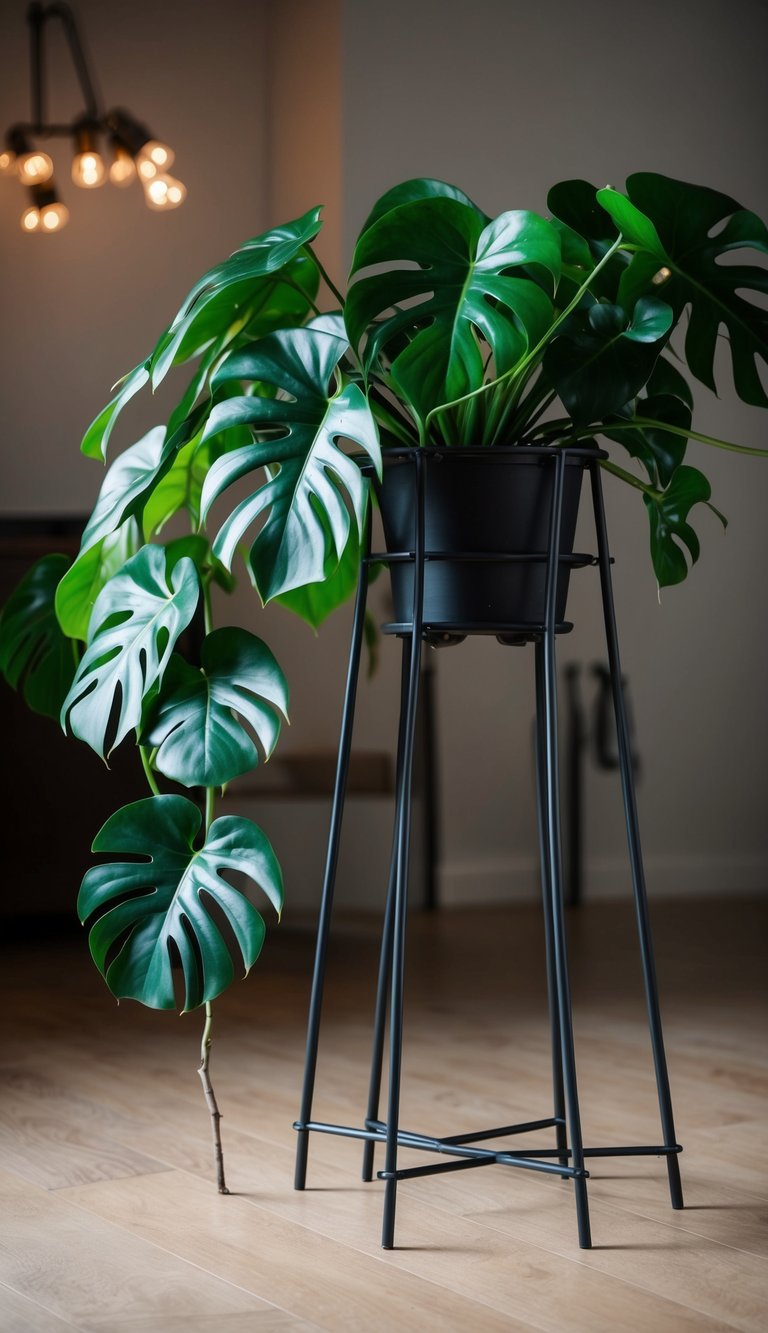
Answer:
1, 899, 766, 1330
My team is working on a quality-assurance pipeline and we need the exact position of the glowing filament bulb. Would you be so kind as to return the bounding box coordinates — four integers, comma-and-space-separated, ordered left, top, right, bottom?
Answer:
21, 206, 41, 232
40, 201, 69, 231
17, 151, 54, 184
0, 149, 17, 175
72, 150, 107, 188
137, 155, 158, 180
142, 140, 174, 170
109, 144, 136, 186
144, 173, 186, 210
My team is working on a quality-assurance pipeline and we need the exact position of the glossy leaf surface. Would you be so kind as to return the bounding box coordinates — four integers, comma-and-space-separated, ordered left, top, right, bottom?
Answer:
78, 795, 283, 1011
357, 177, 488, 236
604, 394, 691, 488
55, 518, 141, 642
347, 198, 560, 426
544, 298, 673, 423
598, 174, 768, 406
644, 465, 716, 587
0, 554, 75, 718
61, 545, 199, 759
273, 521, 363, 628
81, 363, 150, 462
201, 319, 380, 602
143, 628, 288, 788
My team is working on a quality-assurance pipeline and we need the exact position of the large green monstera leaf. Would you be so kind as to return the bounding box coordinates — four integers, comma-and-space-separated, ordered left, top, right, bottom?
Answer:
0, 554, 76, 718
346, 195, 561, 427
61, 545, 199, 759
81, 210, 323, 461
597, 174, 768, 407
142, 628, 288, 788
200, 317, 380, 603
78, 795, 283, 1011
544, 297, 673, 424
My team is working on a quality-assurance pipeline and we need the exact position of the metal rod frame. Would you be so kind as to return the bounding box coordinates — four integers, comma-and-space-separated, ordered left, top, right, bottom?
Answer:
293, 449, 684, 1249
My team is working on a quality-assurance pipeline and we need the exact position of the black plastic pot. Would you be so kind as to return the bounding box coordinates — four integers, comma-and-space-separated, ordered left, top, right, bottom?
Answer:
375, 447, 591, 636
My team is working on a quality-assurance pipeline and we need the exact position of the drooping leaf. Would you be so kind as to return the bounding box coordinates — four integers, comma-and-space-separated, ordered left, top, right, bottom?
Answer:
0, 554, 76, 718
142, 412, 253, 539
55, 518, 142, 641
150, 209, 323, 390
81, 363, 150, 462
544, 297, 673, 423
78, 795, 283, 1011
61, 545, 199, 759
603, 394, 691, 488
346, 197, 560, 427
142, 628, 288, 788
200, 319, 380, 603
79, 427, 170, 556
597, 174, 768, 407
643, 465, 718, 587
273, 520, 363, 628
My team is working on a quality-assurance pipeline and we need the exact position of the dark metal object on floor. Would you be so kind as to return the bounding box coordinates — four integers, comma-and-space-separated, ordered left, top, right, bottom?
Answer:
293, 446, 683, 1250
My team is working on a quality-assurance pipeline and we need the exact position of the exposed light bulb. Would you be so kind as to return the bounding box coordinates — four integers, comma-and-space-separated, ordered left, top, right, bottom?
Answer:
40, 201, 69, 231
17, 150, 54, 184
0, 149, 17, 176
109, 143, 136, 187
137, 155, 158, 180
143, 140, 174, 169
20, 206, 41, 232
72, 150, 107, 188
144, 172, 186, 210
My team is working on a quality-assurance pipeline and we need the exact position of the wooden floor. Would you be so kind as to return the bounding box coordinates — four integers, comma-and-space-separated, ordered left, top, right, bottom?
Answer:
1, 898, 766, 1331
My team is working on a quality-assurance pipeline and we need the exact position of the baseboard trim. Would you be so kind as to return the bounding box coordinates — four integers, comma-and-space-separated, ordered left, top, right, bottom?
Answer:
438, 854, 768, 906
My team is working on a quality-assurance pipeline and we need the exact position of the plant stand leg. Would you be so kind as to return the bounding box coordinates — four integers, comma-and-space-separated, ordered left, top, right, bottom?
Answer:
381, 451, 426, 1250
362, 646, 410, 1183
535, 651, 569, 1175
590, 464, 684, 1211
294, 541, 370, 1191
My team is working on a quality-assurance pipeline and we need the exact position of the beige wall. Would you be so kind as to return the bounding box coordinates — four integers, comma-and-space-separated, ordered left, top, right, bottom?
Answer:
341, 0, 768, 902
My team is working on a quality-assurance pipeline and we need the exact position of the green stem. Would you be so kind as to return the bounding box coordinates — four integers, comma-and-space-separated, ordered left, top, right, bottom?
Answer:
140, 746, 161, 796
304, 243, 346, 308
283, 275, 322, 319
609, 416, 768, 459
599, 458, 660, 498
198, 1000, 229, 1194
203, 577, 214, 636
424, 233, 626, 435
205, 786, 215, 834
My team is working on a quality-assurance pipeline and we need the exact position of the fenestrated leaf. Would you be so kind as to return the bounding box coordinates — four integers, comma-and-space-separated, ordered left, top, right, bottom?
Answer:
78, 795, 283, 1012
61, 545, 199, 759
150, 209, 323, 389
142, 628, 288, 788
0, 554, 76, 718
346, 197, 560, 427
357, 177, 489, 236
643, 465, 717, 587
142, 412, 254, 539
646, 355, 693, 409
200, 318, 380, 603
55, 518, 141, 641
597, 174, 768, 407
544, 297, 673, 424
81, 363, 150, 462
603, 394, 691, 488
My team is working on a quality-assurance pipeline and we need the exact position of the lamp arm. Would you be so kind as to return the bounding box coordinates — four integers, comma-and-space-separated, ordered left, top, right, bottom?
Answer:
27, 1, 102, 130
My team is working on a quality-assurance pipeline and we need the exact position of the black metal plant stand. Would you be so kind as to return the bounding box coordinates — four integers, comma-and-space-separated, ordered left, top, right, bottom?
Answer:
293, 446, 683, 1250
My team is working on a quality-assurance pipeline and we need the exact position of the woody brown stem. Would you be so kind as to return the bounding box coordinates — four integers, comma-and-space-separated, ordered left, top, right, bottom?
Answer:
198, 1001, 229, 1194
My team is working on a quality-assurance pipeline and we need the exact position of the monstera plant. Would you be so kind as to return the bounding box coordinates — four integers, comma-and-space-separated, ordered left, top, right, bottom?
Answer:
1, 172, 766, 1188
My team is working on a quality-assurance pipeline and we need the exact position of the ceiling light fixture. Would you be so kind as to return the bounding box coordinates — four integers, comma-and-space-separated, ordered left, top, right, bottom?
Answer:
2, 2, 186, 233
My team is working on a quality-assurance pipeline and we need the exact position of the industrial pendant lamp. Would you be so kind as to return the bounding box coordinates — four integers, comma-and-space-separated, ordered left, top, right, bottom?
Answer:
1, 2, 186, 233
